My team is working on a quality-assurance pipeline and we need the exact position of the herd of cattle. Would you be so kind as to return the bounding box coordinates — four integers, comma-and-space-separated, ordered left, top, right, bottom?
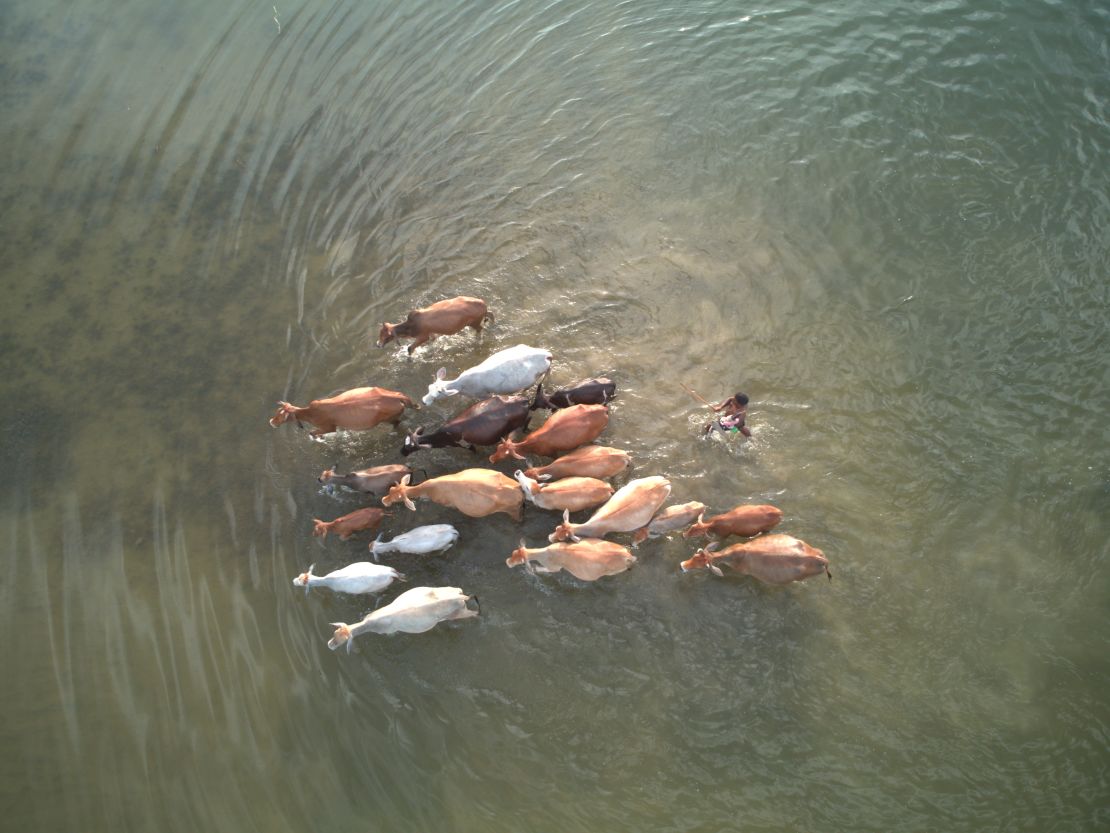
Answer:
272, 296, 830, 654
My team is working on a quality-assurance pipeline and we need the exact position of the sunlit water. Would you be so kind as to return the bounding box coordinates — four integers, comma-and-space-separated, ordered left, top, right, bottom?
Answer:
1, 0, 1107, 830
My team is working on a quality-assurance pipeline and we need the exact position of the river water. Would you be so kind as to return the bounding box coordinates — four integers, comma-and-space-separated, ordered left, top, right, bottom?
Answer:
1, 0, 1107, 830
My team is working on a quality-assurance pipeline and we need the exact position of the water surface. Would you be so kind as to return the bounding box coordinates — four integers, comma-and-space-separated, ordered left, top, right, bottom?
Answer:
1, 0, 1108, 830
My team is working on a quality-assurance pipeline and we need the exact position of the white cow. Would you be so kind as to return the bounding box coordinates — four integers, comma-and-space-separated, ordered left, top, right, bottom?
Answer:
292, 562, 403, 595
327, 586, 478, 653
422, 344, 552, 406
369, 524, 460, 560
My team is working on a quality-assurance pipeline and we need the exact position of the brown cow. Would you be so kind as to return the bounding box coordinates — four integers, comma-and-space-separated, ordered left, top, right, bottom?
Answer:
269, 387, 416, 437
382, 470, 523, 521
680, 534, 830, 584
489, 404, 609, 463
312, 507, 387, 541
683, 504, 783, 540
376, 296, 492, 354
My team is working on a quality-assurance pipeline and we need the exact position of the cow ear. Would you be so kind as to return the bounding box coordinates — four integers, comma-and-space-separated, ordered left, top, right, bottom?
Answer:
562, 509, 570, 524
706, 542, 719, 552
444, 388, 459, 397
710, 564, 724, 577
436, 367, 447, 380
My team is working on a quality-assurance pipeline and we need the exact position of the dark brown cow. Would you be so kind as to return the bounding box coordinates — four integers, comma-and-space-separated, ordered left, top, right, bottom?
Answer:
402, 395, 530, 456
531, 377, 616, 410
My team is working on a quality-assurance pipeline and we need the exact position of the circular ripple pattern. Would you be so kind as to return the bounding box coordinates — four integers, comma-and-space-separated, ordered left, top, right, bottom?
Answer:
1, 0, 1107, 831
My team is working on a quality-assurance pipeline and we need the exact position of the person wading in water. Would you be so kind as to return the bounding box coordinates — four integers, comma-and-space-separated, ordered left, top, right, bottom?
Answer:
703, 392, 751, 437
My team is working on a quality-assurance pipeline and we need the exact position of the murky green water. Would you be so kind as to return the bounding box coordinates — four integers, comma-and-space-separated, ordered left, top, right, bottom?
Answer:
2, 0, 1107, 830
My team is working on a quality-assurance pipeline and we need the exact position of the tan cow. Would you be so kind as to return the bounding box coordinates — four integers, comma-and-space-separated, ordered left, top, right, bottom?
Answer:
382, 471, 523, 520
631, 501, 707, 547
506, 538, 635, 581
521, 445, 630, 482
513, 470, 613, 513
548, 476, 671, 542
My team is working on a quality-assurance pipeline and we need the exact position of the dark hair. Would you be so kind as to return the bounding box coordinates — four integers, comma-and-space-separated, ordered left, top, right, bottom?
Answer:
734, 393, 749, 406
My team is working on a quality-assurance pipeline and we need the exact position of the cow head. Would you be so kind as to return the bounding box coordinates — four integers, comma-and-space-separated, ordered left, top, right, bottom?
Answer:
681, 511, 708, 538
422, 368, 459, 406
327, 623, 354, 653
318, 464, 340, 484
680, 545, 724, 576
381, 475, 417, 511
489, 437, 525, 464
376, 322, 396, 348
506, 539, 530, 568
292, 564, 315, 595
547, 509, 580, 543
268, 401, 299, 427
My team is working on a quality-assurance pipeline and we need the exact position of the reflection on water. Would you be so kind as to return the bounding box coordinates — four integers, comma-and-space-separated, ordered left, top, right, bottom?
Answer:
2, 0, 1108, 830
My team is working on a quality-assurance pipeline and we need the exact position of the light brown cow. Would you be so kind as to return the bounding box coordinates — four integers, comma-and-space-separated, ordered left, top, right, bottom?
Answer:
376, 296, 492, 354
318, 463, 412, 495
513, 470, 613, 513
382, 471, 523, 521
548, 476, 671, 542
489, 404, 609, 463
521, 445, 630, 482
680, 534, 830, 584
683, 504, 783, 540
312, 507, 388, 541
506, 538, 635, 581
631, 501, 707, 547
269, 387, 416, 437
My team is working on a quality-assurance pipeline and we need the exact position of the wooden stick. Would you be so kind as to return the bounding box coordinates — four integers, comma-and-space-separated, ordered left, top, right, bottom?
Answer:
680, 382, 712, 408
